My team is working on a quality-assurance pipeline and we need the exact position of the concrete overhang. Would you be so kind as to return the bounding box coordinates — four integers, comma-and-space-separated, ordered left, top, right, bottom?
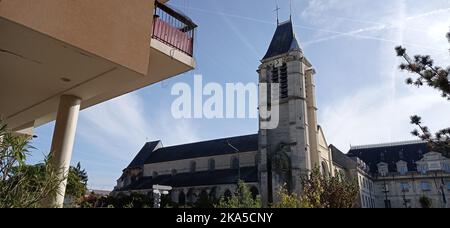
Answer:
0, 0, 195, 131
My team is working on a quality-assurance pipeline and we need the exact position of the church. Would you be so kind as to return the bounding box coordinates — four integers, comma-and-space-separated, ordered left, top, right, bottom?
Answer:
114, 19, 337, 206
113, 20, 450, 208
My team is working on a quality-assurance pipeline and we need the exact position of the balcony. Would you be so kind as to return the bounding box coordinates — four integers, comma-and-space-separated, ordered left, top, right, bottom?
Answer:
1, 0, 196, 132
153, 1, 197, 56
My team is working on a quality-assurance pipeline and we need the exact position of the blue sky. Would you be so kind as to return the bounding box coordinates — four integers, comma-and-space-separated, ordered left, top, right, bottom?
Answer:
29, 0, 450, 190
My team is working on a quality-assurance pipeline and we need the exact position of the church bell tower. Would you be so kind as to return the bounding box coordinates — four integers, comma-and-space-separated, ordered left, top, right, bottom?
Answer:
257, 19, 319, 206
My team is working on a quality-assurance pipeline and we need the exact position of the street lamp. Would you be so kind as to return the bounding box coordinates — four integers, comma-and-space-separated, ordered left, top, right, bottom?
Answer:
152, 185, 172, 208
381, 175, 391, 208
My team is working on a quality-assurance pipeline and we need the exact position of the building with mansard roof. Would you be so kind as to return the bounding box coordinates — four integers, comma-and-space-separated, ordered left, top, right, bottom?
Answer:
347, 141, 450, 208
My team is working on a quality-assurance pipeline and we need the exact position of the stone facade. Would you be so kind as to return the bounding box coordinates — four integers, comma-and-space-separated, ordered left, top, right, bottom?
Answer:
347, 142, 450, 208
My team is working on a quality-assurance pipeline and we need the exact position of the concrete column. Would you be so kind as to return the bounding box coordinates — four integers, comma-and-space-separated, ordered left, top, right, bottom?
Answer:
47, 95, 81, 208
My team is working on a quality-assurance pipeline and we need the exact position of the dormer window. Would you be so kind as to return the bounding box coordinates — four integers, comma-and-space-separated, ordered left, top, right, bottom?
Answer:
377, 162, 388, 176
396, 161, 408, 175
444, 163, 450, 173
417, 164, 428, 174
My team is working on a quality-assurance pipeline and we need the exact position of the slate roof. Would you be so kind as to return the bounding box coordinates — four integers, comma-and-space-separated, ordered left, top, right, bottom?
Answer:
347, 141, 429, 174
263, 20, 301, 60
120, 167, 258, 191
126, 141, 161, 169
144, 134, 258, 164
330, 144, 354, 168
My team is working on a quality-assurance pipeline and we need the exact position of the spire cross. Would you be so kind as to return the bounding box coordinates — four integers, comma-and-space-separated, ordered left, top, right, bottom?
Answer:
274, 3, 280, 24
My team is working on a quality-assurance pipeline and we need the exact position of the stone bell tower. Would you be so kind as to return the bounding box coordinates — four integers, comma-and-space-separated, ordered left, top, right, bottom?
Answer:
257, 20, 317, 206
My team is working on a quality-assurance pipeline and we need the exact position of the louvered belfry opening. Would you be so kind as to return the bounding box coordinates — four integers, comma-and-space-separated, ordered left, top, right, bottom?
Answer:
270, 64, 288, 99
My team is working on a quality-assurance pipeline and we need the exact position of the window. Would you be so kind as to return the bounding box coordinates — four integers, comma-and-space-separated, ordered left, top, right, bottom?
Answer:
444, 163, 450, 173
447, 182, 450, 191
190, 161, 196, 173
321, 161, 329, 178
400, 182, 410, 192
362, 196, 366, 208
231, 157, 240, 169
152, 171, 158, 178
377, 163, 388, 176
418, 164, 428, 174
398, 165, 408, 175
208, 159, 216, 171
279, 63, 288, 98
171, 169, 178, 176
271, 66, 279, 83
421, 181, 431, 192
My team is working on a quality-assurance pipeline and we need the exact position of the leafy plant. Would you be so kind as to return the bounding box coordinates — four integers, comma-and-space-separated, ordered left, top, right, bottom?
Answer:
272, 168, 359, 208
0, 121, 62, 208
419, 195, 432, 208
216, 181, 262, 208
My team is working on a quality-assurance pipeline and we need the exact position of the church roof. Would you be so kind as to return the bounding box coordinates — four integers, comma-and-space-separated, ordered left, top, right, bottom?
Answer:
347, 141, 429, 174
126, 141, 161, 169
144, 134, 258, 164
330, 144, 355, 169
263, 20, 301, 60
120, 167, 258, 190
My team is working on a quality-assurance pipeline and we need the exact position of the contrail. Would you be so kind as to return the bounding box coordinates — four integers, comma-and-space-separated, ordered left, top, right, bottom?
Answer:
169, 3, 449, 53
303, 7, 450, 48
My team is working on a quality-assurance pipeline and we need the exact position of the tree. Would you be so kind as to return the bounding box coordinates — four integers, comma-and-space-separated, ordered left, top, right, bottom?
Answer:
0, 122, 62, 208
72, 162, 88, 185
272, 168, 359, 208
419, 195, 432, 208
395, 29, 450, 157
271, 184, 307, 208
215, 181, 262, 208
65, 163, 89, 204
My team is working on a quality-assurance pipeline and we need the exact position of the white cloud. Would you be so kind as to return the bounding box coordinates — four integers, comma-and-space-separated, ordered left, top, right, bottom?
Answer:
320, 85, 450, 152
315, 0, 450, 152
75, 92, 200, 189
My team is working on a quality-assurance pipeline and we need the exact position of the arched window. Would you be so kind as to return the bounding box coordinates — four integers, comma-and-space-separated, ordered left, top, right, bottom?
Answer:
231, 157, 240, 169
250, 186, 259, 200
198, 190, 209, 203
321, 161, 329, 178
224, 189, 232, 201
209, 187, 218, 200
187, 189, 195, 203
190, 161, 197, 173
208, 159, 216, 171
178, 191, 186, 205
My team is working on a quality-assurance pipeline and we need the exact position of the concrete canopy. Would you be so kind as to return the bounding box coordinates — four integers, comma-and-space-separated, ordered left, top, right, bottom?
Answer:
0, 0, 194, 133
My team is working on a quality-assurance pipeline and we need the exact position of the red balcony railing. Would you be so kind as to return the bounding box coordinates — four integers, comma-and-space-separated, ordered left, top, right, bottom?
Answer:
153, 1, 197, 57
